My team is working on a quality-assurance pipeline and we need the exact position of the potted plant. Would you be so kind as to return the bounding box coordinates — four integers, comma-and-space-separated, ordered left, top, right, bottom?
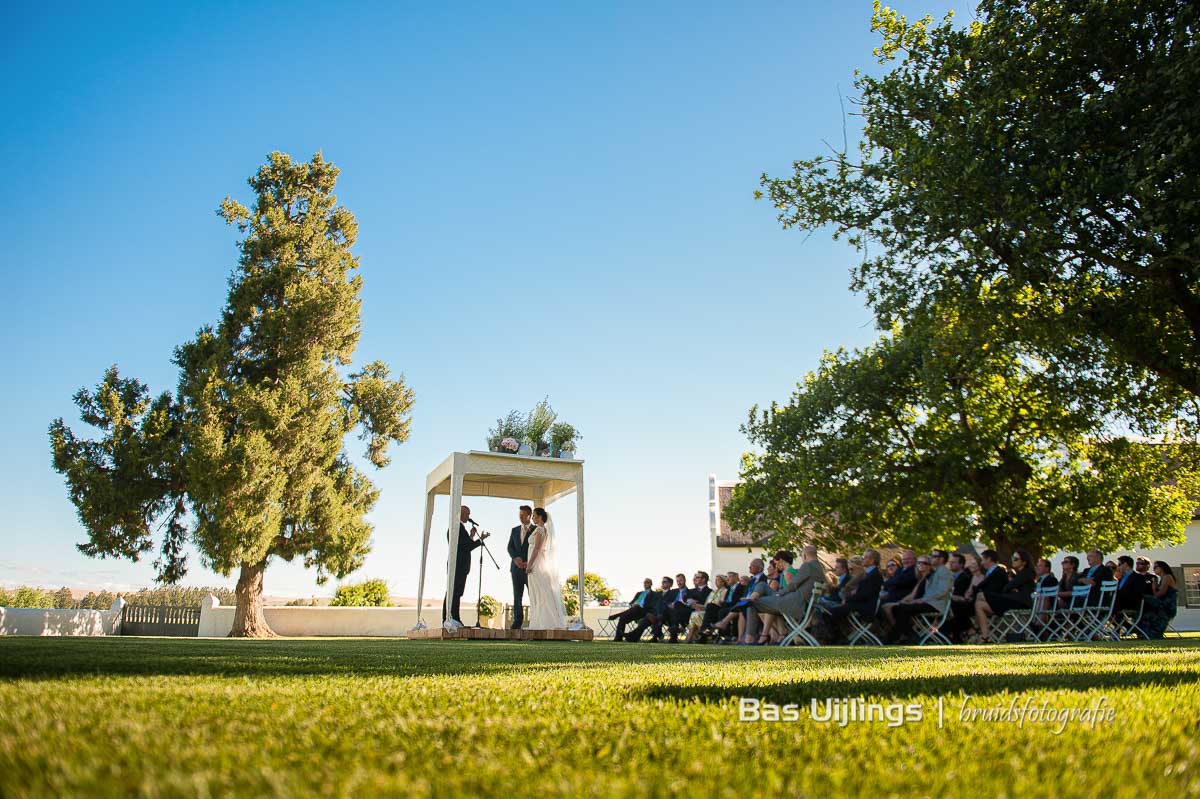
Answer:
487, 411, 526, 453
549, 422, 580, 458
477, 594, 501, 628
524, 397, 557, 457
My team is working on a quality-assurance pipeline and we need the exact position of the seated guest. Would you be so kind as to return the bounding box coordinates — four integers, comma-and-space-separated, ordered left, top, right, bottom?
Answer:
1113, 555, 1149, 615
698, 572, 743, 642
662, 573, 695, 643
1134, 557, 1155, 593
610, 578, 657, 642
710, 559, 768, 641
882, 555, 931, 628
1033, 557, 1059, 591
1027, 557, 1059, 639
1078, 550, 1114, 605
886, 550, 953, 644
949, 552, 972, 598
1142, 562, 1179, 639
820, 557, 851, 605
947, 551, 1006, 642
974, 549, 1035, 642
689, 574, 728, 642
753, 546, 827, 645
881, 549, 918, 604
1056, 556, 1081, 603
707, 573, 750, 642
626, 576, 675, 642
679, 571, 715, 643
819, 549, 883, 644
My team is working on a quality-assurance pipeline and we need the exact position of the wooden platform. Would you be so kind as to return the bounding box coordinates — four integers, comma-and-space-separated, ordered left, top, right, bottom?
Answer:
407, 626, 594, 641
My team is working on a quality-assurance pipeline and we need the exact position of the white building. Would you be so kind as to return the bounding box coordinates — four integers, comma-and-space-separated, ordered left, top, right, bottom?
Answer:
708, 474, 771, 577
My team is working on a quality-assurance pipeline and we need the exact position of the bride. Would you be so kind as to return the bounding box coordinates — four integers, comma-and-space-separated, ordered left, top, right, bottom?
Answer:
524, 507, 567, 630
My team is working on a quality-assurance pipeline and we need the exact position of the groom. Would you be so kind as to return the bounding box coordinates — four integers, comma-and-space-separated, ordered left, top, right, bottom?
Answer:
507, 505, 533, 629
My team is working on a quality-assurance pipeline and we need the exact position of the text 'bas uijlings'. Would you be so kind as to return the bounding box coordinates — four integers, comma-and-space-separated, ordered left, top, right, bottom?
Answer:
739, 697, 923, 727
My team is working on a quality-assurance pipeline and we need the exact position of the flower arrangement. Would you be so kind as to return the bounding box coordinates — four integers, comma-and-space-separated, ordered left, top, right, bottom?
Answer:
549, 422, 580, 456
477, 594, 501, 619
487, 410, 527, 451
487, 401, 581, 457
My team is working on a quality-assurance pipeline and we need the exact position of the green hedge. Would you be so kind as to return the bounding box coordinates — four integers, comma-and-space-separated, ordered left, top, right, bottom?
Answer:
330, 579, 391, 607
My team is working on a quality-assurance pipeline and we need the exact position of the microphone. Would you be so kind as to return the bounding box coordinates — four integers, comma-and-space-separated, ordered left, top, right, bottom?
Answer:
468, 518, 481, 527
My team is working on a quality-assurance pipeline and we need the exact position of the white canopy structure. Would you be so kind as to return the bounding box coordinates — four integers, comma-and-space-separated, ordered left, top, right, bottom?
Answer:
412, 451, 587, 630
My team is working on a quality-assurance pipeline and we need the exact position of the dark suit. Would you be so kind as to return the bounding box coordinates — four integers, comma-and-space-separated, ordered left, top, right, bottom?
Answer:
611, 588, 656, 641
951, 570, 973, 598
947, 564, 1007, 637
826, 567, 883, 621
507, 524, 532, 628
443, 523, 483, 623
1080, 563, 1114, 605
1114, 571, 1146, 613
666, 586, 707, 640
882, 565, 917, 604
628, 588, 675, 641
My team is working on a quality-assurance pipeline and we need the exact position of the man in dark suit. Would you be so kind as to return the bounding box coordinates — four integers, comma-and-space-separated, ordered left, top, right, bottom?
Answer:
627, 576, 675, 642
668, 571, 712, 643
506, 505, 534, 629
1113, 555, 1146, 614
881, 550, 918, 604
443, 505, 484, 625
950, 552, 973, 598
610, 578, 656, 641
1078, 550, 1114, 605
823, 549, 884, 642
976, 549, 1010, 595
1133, 557, 1156, 593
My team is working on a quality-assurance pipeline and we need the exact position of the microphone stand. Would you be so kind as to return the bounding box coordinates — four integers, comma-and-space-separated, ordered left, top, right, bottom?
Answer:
472, 528, 501, 628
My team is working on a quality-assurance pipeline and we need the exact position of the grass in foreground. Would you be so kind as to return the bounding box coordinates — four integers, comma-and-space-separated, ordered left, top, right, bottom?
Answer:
2, 636, 1199, 798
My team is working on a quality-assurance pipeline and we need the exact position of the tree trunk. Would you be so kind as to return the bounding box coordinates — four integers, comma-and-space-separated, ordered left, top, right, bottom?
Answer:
229, 560, 275, 638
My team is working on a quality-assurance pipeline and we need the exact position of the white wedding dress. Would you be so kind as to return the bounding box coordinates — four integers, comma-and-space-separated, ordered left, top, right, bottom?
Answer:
525, 517, 568, 630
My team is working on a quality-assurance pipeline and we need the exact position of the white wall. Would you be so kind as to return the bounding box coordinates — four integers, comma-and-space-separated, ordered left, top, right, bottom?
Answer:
0, 598, 125, 636
197, 595, 616, 637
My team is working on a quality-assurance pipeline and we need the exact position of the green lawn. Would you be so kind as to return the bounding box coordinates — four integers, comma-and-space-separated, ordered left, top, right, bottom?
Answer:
2, 637, 1199, 798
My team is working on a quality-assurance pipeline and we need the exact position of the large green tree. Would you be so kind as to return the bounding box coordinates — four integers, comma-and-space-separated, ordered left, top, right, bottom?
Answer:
726, 295, 1199, 561
759, 0, 1200, 402
49, 152, 414, 637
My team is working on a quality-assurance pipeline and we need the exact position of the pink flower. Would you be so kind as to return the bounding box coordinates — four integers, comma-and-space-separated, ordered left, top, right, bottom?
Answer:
500, 437, 520, 452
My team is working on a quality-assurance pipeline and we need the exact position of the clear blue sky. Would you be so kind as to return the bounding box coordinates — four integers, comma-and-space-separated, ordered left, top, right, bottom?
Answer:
1, 1, 958, 601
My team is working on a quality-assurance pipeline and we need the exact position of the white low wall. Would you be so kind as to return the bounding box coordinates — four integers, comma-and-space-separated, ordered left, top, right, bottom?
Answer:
0, 598, 125, 636
197, 594, 619, 637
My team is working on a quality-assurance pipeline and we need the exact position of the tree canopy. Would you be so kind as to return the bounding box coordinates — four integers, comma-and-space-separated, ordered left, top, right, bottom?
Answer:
50, 152, 414, 636
759, 0, 1200, 403
726, 296, 1199, 560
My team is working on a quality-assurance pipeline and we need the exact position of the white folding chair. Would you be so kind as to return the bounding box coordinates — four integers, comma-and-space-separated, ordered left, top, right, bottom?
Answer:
912, 600, 952, 645
1075, 580, 1118, 641
992, 585, 1057, 642
779, 583, 824, 647
847, 596, 883, 646
1109, 596, 1152, 640
1049, 585, 1091, 641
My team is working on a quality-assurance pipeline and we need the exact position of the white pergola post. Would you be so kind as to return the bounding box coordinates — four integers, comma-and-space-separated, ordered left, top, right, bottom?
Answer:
575, 472, 585, 624
414, 491, 435, 627
444, 462, 464, 626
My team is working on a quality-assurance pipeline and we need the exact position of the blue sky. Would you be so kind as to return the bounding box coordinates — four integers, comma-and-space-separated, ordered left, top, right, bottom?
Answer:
1, 1, 958, 601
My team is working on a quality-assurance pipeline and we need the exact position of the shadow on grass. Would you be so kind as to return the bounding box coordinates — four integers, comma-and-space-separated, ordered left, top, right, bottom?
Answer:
638, 668, 1200, 705
0, 636, 1197, 681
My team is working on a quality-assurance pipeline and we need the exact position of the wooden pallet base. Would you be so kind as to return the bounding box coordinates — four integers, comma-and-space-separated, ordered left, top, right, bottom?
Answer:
406, 626, 594, 641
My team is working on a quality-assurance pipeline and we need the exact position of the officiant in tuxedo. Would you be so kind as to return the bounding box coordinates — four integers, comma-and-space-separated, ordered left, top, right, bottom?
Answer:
443, 505, 484, 625
507, 505, 534, 629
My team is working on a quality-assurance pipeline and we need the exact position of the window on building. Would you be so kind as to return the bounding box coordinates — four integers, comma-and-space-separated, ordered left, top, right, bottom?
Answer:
1183, 564, 1200, 609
